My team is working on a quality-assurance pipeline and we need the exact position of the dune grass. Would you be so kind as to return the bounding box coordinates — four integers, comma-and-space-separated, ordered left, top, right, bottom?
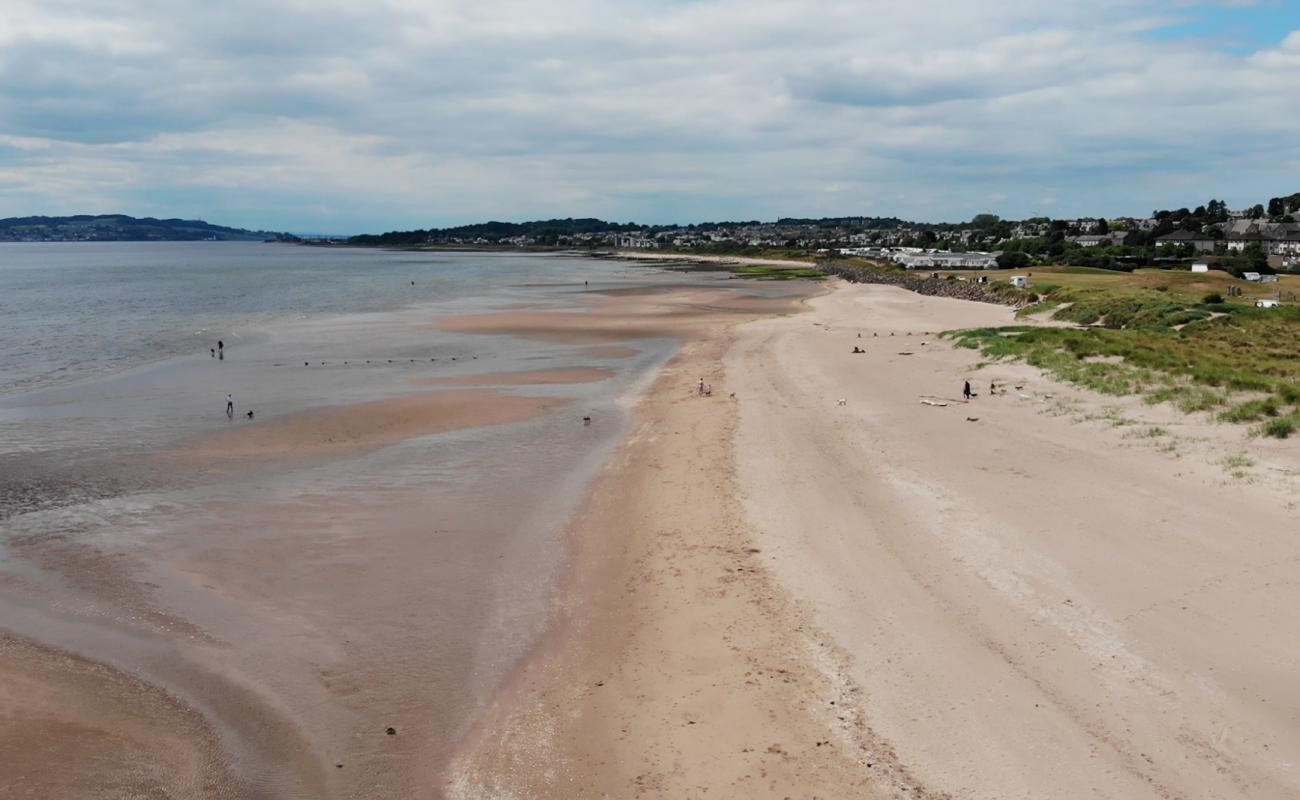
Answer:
732, 264, 825, 280
946, 285, 1300, 438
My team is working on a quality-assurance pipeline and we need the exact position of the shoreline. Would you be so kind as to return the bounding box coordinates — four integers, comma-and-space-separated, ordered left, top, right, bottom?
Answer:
444, 280, 927, 798
449, 277, 1300, 799
0, 275, 817, 799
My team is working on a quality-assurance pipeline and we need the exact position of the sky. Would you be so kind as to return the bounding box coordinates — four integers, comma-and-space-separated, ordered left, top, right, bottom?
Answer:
0, 0, 1297, 234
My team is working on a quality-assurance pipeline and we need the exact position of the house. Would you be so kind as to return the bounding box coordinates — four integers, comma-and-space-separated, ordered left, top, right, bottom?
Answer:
1225, 226, 1270, 253
1070, 231, 1140, 248
1155, 229, 1217, 253
1191, 263, 1209, 273
1224, 222, 1300, 255
895, 251, 999, 270
1255, 299, 1280, 308
1260, 274, 1279, 284
1242, 272, 1262, 281
1010, 275, 1031, 288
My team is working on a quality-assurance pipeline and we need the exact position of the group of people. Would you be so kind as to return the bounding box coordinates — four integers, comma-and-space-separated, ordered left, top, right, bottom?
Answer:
696, 377, 713, 397
216, 341, 254, 419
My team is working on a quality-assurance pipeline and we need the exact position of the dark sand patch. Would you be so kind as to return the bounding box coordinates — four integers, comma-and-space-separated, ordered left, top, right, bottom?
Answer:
162, 389, 566, 462
434, 286, 811, 344
414, 367, 615, 387
0, 635, 256, 799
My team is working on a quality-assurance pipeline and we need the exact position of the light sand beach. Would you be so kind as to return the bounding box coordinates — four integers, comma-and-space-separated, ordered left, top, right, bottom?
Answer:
452, 278, 1300, 798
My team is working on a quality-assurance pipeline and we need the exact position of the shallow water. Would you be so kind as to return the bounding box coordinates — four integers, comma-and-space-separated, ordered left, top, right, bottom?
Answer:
0, 244, 723, 797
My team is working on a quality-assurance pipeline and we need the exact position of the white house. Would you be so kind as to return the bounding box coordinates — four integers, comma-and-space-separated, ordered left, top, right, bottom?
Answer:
1255, 299, 1280, 308
1010, 275, 1031, 288
1191, 263, 1209, 273
895, 251, 999, 270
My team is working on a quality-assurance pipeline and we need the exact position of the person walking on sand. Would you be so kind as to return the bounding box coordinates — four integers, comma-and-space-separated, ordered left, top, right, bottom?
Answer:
218, 340, 224, 360
698, 377, 705, 395
226, 393, 234, 417
963, 380, 972, 401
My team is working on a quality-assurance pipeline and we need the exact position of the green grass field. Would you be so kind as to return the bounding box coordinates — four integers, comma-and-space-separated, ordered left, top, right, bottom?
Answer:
943, 270, 1300, 438
935, 265, 1300, 305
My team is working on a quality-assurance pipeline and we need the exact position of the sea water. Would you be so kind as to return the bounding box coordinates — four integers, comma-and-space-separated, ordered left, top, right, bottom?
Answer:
0, 242, 715, 795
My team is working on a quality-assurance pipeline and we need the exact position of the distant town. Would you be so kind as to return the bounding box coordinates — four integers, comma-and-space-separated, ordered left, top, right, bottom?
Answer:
6, 193, 1299, 277
347, 193, 1300, 276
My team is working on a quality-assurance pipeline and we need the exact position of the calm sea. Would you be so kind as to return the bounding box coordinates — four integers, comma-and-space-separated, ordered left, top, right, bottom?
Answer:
0, 242, 662, 398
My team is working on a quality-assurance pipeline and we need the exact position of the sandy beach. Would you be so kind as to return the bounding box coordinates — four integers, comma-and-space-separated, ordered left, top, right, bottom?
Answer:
451, 278, 1300, 798
6, 269, 1300, 798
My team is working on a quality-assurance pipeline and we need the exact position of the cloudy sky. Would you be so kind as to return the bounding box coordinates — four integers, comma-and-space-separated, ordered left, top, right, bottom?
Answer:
0, 0, 1297, 233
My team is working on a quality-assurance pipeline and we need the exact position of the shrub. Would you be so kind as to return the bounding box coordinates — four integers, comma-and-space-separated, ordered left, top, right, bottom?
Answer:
1219, 398, 1279, 423
1202, 292, 1224, 305
1261, 417, 1296, 439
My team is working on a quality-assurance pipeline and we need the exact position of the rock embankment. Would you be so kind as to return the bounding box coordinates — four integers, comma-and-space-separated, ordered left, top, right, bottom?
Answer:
816, 261, 1035, 307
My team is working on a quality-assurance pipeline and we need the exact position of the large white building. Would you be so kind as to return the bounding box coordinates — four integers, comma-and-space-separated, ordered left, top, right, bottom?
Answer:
895, 251, 999, 269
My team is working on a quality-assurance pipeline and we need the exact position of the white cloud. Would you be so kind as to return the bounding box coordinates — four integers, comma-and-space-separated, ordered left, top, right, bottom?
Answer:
0, 0, 1297, 230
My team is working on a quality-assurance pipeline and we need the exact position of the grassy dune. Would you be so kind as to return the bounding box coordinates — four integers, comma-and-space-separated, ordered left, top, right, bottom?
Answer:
944, 269, 1300, 438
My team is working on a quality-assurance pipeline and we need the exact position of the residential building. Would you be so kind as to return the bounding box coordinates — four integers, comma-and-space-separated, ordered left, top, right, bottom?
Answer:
895, 251, 999, 269
1155, 229, 1217, 253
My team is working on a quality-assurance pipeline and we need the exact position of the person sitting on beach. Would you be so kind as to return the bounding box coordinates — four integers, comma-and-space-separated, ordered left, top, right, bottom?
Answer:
703, 384, 712, 396
246, 410, 255, 420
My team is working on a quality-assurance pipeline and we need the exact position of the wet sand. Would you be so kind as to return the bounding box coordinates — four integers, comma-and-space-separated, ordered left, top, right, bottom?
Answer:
434, 287, 796, 344
0, 279, 808, 799
162, 388, 566, 461
414, 368, 615, 387
0, 635, 248, 799
446, 289, 910, 798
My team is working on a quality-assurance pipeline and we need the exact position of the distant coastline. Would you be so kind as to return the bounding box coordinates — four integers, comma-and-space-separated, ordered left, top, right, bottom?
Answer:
0, 214, 291, 242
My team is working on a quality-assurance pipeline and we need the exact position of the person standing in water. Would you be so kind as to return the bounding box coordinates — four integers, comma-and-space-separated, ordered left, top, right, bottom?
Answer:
226, 393, 234, 417
218, 340, 224, 360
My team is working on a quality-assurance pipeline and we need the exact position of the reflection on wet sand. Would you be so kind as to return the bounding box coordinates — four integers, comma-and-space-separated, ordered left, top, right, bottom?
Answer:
0, 280, 810, 799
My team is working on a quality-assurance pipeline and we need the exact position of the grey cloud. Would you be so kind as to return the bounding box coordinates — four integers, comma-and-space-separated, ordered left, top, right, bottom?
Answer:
0, 0, 1298, 230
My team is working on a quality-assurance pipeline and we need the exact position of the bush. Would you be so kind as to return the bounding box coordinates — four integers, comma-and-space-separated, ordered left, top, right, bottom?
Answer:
1202, 292, 1224, 305
1261, 417, 1296, 439
1219, 398, 1279, 423
997, 251, 1032, 269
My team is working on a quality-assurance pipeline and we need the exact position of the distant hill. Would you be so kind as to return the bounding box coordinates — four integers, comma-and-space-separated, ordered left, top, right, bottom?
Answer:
0, 214, 291, 242
348, 217, 647, 246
